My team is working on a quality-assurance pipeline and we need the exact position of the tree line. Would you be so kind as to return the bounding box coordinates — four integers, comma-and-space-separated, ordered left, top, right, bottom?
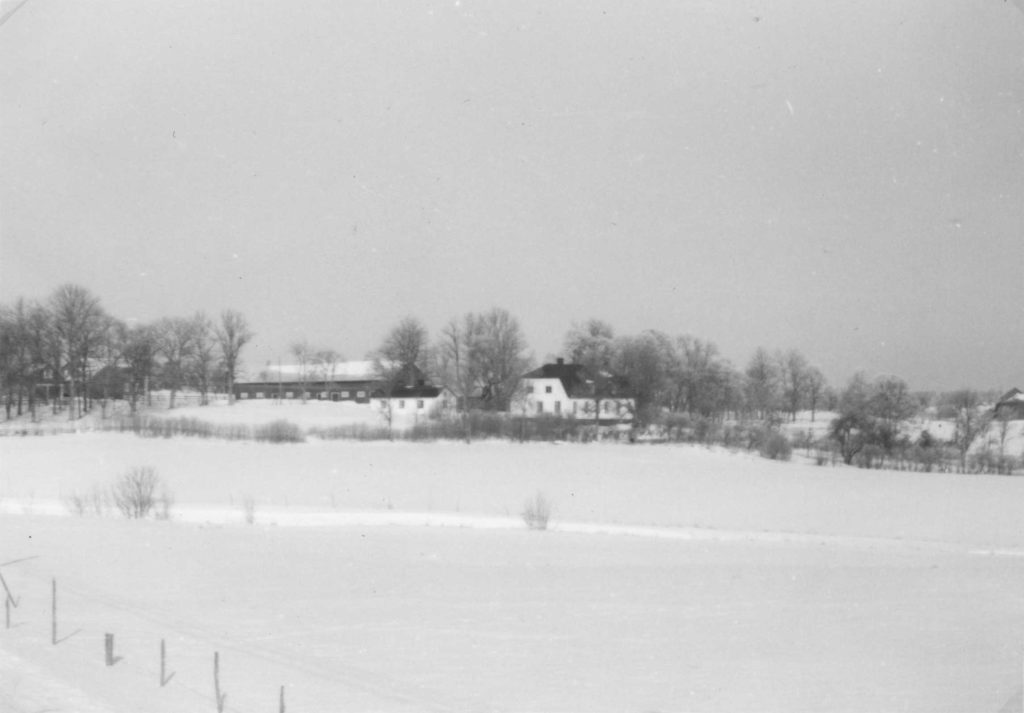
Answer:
371, 313, 834, 426
370, 313, 1014, 470
0, 284, 253, 420
3, 285, 1011, 474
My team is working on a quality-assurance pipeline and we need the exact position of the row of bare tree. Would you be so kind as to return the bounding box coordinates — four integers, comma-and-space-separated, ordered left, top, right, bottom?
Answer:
0, 285, 253, 420
366, 312, 835, 428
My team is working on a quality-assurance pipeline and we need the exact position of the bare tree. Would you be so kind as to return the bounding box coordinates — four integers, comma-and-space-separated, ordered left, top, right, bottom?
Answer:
157, 317, 197, 409
216, 310, 254, 404
564, 319, 619, 427
190, 313, 216, 405
290, 340, 316, 403
437, 314, 485, 439
111, 466, 161, 519
778, 349, 808, 422
123, 324, 158, 414
613, 330, 674, 425
804, 366, 827, 422
672, 336, 737, 418
372, 316, 430, 438
93, 316, 127, 418
476, 308, 531, 413
0, 300, 44, 419
950, 390, 991, 473
995, 404, 1014, 472
0, 306, 16, 419
829, 372, 874, 465
744, 347, 781, 420
314, 348, 343, 397
870, 376, 916, 431
49, 284, 106, 420
23, 303, 53, 419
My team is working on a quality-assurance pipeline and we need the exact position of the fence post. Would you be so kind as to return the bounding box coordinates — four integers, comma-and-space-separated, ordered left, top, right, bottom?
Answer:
160, 639, 175, 686
105, 633, 113, 665
214, 651, 226, 713
280, 684, 285, 713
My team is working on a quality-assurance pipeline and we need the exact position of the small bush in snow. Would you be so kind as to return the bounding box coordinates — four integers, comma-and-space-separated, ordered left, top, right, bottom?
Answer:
64, 491, 87, 517
758, 431, 792, 461
242, 496, 256, 525
253, 420, 304, 443
521, 491, 552, 531
64, 485, 112, 517
154, 487, 174, 520
112, 466, 162, 519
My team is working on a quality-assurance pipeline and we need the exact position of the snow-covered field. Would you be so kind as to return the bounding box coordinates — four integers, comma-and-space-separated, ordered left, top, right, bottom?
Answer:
2, 424, 1024, 711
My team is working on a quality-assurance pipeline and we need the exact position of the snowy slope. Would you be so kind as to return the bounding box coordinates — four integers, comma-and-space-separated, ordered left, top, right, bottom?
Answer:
2, 437, 1024, 711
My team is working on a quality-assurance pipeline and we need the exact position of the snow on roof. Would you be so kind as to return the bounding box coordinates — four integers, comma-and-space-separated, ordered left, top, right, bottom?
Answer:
262, 360, 380, 381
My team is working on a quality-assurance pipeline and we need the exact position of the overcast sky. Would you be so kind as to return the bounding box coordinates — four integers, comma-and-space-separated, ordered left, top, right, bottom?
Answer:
1, 1, 1021, 390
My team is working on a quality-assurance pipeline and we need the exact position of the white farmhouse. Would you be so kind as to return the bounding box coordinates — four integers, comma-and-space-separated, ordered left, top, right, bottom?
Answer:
372, 383, 457, 422
518, 358, 634, 423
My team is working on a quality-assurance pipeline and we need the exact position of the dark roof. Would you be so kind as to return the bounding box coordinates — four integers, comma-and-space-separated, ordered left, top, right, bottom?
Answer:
997, 387, 1022, 403
995, 388, 1024, 417
522, 360, 632, 399
372, 384, 444, 399
522, 362, 588, 397
235, 379, 376, 390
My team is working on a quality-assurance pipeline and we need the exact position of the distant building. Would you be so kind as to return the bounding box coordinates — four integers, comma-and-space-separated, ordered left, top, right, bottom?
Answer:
234, 361, 385, 403
372, 383, 456, 421
518, 358, 634, 423
994, 388, 1024, 420
235, 358, 452, 415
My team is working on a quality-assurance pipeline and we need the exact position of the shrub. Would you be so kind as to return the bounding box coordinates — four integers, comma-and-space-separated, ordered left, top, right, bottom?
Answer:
758, 430, 792, 461
253, 420, 304, 443
63, 485, 111, 517
64, 491, 87, 517
242, 496, 256, 525
154, 487, 174, 520
521, 491, 552, 530
112, 466, 161, 519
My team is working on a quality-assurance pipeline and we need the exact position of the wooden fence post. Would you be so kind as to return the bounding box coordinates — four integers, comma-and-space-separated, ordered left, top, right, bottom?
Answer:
160, 639, 175, 686
214, 651, 226, 713
279, 684, 285, 713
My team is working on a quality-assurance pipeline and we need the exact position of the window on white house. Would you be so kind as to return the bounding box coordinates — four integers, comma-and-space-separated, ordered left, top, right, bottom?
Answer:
398, 400, 405, 409
417, 400, 424, 409
536, 402, 543, 414
545, 385, 552, 394
554, 401, 561, 414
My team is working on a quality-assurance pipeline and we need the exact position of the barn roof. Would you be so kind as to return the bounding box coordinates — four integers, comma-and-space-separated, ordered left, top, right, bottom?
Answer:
261, 360, 379, 381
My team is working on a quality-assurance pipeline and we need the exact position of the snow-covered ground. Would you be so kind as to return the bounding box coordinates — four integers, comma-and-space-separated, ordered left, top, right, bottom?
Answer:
2, 424, 1024, 711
